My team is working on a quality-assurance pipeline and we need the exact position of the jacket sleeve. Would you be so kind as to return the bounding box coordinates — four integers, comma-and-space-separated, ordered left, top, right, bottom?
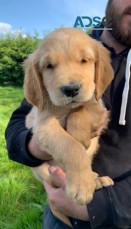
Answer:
5, 98, 44, 167
88, 170, 131, 228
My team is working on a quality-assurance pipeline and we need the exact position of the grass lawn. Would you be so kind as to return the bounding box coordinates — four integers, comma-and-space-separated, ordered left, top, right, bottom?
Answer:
0, 86, 47, 229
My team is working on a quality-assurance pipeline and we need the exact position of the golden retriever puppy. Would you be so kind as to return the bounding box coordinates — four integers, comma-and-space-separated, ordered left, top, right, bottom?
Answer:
24, 28, 114, 226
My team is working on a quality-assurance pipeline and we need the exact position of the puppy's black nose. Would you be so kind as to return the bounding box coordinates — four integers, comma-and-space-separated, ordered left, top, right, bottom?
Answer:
61, 83, 80, 97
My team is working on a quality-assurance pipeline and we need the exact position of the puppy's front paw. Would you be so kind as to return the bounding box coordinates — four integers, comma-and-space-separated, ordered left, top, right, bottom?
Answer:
95, 176, 114, 190
66, 171, 96, 205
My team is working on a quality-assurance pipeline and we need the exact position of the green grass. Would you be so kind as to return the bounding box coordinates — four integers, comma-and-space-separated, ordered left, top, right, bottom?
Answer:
0, 86, 47, 229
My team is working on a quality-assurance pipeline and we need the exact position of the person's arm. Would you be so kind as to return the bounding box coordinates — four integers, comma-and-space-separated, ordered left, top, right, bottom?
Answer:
5, 99, 51, 167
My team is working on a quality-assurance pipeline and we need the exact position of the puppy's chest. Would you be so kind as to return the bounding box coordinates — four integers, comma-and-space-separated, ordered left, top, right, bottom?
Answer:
54, 109, 71, 129
30, 106, 71, 130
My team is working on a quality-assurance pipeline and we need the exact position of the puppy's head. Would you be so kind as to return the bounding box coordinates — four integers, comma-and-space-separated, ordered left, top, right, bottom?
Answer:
24, 28, 114, 110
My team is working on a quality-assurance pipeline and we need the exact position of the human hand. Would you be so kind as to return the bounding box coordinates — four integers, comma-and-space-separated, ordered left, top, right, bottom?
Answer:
44, 166, 89, 221
28, 135, 52, 161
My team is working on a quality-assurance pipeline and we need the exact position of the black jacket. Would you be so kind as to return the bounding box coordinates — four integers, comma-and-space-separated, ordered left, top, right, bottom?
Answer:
5, 30, 131, 228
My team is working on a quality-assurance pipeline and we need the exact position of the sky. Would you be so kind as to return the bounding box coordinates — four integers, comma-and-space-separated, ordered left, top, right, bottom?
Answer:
0, 0, 108, 37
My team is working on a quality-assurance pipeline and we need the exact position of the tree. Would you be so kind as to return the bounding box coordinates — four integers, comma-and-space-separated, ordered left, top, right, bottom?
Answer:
0, 33, 41, 86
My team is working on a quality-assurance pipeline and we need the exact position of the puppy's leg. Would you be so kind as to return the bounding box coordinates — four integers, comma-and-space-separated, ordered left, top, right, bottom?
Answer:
88, 103, 109, 136
67, 107, 92, 149
33, 115, 96, 205
86, 137, 114, 190
86, 136, 99, 160
32, 163, 53, 185
67, 103, 108, 149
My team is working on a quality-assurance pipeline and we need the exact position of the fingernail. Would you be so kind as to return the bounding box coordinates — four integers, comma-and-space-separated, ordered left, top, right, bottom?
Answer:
49, 166, 57, 174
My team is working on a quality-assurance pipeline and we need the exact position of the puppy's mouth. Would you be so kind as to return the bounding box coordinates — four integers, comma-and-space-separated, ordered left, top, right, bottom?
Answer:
49, 88, 90, 107
70, 100, 84, 105
70, 100, 80, 107
58, 97, 83, 107
67, 97, 85, 106
71, 100, 77, 103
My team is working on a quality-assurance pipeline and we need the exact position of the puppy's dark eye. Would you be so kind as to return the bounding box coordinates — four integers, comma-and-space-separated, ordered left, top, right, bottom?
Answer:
81, 59, 87, 64
45, 63, 54, 69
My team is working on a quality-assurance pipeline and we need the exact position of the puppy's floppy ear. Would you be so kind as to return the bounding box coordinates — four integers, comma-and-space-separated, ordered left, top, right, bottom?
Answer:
24, 54, 45, 110
95, 44, 114, 100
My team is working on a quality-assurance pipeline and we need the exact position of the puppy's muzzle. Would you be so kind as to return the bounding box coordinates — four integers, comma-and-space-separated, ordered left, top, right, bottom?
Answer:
61, 83, 81, 97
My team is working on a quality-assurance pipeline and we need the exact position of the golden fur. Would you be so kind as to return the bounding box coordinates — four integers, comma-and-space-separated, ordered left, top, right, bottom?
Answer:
24, 28, 114, 226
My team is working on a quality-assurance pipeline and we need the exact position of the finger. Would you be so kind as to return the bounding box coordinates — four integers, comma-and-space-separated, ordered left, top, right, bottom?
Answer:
48, 166, 66, 187
44, 180, 51, 192
44, 180, 57, 197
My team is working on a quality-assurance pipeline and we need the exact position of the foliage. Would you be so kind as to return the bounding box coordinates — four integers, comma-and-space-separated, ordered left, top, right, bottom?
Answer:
0, 34, 41, 86
0, 86, 47, 228
86, 29, 92, 35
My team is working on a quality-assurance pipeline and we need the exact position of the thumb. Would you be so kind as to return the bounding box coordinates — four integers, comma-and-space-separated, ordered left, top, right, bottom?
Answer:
48, 166, 66, 187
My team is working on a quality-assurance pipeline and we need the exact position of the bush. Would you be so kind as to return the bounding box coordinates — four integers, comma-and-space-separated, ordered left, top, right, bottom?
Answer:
0, 34, 41, 86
